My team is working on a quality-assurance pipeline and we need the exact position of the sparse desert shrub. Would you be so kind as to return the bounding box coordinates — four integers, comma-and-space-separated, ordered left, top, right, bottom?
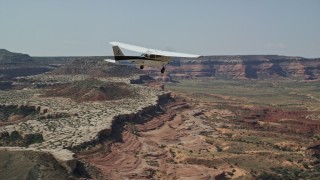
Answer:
225, 133, 233, 138
256, 172, 280, 180
10, 131, 22, 141
205, 138, 214, 145
216, 145, 223, 152
146, 160, 159, 167
169, 148, 176, 157
226, 171, 234, 176
25, 133, 44, 146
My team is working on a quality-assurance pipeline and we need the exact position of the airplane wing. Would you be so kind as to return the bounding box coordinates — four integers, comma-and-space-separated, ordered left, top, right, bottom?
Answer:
110, 42, 200, 58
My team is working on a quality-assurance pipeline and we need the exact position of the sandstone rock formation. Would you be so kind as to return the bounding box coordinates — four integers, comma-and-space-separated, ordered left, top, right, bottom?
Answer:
0, 58, 167, 178
145, 55, 320, 81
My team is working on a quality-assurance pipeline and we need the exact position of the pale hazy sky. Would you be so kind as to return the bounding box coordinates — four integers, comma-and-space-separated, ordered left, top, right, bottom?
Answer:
0, 0, 320, 57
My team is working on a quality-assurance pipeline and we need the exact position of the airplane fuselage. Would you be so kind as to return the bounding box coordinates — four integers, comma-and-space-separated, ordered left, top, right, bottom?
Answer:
109, 42, 200, 73
114, 55, 170, 67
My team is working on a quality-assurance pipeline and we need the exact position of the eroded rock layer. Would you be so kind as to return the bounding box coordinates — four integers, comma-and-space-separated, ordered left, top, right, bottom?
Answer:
145, 56, 320, 81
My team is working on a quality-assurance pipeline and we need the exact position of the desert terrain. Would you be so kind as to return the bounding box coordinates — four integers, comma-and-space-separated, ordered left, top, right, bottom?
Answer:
0, 51, 168, 179
1, 49, 320, 179
74, 79, 320, 179
164, 79, 320, 179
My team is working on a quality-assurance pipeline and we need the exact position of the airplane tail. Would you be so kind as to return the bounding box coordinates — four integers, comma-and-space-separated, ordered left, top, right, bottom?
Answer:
112, 46, 124, 60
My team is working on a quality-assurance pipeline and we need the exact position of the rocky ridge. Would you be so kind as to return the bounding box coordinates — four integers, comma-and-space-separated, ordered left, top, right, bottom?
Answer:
0, 73, 167, 174
2, 49, 320, 82
0, 56, 166, 178
0, 49, 33, 64
145, 55, 320, 81
0, 49, 53, 82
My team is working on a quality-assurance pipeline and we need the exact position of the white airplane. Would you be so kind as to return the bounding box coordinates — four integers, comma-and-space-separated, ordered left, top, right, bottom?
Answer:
105, 42, 200, 73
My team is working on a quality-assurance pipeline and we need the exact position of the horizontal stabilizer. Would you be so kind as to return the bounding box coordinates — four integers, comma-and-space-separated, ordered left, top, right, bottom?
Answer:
104, 59, 117, 63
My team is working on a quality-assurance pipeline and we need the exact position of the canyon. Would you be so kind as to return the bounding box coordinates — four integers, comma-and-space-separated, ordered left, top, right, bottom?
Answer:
145, 56, 320, 81
2, 49, 320, 85
1, 49, 320, 179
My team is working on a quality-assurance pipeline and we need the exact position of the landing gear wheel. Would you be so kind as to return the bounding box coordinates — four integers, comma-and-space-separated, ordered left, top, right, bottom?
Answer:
161, 67, 165, 73
140, 65, 144, 69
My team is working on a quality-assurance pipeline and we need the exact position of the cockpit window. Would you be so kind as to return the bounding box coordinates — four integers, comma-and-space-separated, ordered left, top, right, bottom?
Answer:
142, 54, 161, 58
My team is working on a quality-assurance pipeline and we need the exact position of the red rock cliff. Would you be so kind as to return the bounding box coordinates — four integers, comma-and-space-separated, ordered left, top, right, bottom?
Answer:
144, 55, 320, 81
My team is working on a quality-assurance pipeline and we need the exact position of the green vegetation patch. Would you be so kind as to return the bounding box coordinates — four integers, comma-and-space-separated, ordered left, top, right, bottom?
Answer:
0, 105, 38, 122
0, 131, 44, 147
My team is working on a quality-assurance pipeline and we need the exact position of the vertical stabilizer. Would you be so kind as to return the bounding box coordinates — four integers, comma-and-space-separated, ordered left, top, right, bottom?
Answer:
112, 46, 124, 60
